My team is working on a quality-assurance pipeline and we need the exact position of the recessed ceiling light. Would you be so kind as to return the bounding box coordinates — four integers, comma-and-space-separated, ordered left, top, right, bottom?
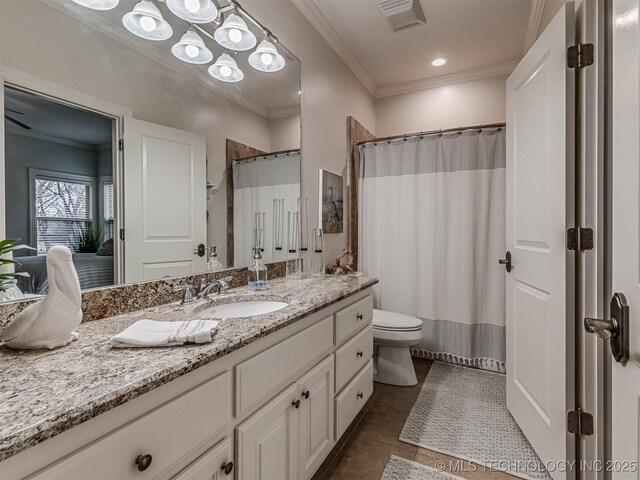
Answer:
431, 57, 449, 67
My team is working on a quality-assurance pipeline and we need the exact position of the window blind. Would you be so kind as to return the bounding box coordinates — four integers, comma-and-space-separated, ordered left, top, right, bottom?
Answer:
34, 177, 92, 253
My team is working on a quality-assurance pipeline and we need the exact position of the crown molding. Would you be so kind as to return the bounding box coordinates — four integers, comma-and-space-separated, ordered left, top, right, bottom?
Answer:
290, 0, 378, 96
268, 105, 301, 120
41, 0, 272, 119
523, 0, 545, 54
375, 59, 520, 98
5, 126, 100, 151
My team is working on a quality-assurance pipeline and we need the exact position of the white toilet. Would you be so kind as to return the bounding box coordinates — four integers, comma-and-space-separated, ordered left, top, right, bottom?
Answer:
372, 309, 423, 386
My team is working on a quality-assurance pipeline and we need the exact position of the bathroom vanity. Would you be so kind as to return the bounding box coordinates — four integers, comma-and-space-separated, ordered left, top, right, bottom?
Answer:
0, 275, 377, 480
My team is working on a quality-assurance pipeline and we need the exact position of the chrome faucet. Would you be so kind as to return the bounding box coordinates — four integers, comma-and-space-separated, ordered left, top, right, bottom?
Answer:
174, 284, 194, 305
197, 276, 234, 300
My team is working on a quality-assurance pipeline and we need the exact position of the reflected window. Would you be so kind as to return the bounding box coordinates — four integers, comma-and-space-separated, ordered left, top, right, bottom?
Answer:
32, 171, 94, 254
102, 181, 114, 240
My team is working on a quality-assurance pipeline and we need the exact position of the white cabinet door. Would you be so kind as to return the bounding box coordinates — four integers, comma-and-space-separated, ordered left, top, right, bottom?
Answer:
236, 384, 299, 480
173, 438, 233, 480
122, 117, 207, 283
298, 355, 334, 480
505, 3, 575, 477
609, 0, 640, 474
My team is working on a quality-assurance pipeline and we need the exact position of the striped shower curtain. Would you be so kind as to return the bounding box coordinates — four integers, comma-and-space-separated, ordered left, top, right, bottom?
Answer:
358, 129, 506, 372
233, 152, 300, 267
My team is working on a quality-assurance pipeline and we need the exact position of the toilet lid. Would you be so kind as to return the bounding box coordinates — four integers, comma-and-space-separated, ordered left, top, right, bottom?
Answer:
373, 309, 423, 331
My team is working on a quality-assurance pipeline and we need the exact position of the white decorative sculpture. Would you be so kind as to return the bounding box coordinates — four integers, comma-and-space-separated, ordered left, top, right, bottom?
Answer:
0, 246, 82, 350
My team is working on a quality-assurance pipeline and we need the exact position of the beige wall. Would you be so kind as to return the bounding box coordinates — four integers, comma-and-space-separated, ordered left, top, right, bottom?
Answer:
374, 75, 508, 138
246, 0, 376, 263
269, 113, 302, 152
539, 0, 567, 35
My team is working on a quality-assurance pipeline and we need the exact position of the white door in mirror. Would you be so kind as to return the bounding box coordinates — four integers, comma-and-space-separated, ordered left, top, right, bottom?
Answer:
123, 118, 207, 282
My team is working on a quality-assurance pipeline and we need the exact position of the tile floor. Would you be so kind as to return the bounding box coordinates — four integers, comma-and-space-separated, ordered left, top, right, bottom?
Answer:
313, 358, 521, 480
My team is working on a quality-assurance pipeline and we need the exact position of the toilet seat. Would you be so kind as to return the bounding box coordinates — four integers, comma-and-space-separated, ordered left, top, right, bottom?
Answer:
373, 309, 423, 332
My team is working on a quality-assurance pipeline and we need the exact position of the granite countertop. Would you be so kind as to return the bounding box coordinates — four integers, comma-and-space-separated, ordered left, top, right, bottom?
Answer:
0, 275, 378, 462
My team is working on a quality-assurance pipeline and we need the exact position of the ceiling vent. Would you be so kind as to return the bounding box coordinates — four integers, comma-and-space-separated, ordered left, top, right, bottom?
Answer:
377, 0, 426, 32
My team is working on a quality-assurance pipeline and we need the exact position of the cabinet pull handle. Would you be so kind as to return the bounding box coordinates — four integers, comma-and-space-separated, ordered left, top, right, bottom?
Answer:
357, 351, 363, 358
356, 313, 364, 320
135, 454, 153, 472
292, 399, 301, 409
302, 390, 310, 399
221, 461, 234, 475
357, 392, 364, 399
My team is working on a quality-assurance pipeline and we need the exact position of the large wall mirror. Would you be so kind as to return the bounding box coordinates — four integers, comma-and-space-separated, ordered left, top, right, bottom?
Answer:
0, 0, 300, 303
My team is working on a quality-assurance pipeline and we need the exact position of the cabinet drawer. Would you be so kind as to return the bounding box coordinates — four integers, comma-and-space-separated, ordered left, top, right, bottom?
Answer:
335, 295, 373, 345
173, 437, 233, 480
32, 372, 232, 480
335, 325, 373, 393
236, 316, 333, 416
335, 361, 373, 440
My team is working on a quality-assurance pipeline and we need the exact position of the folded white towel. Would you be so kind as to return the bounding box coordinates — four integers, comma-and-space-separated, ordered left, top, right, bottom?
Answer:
110, 319, 219, 348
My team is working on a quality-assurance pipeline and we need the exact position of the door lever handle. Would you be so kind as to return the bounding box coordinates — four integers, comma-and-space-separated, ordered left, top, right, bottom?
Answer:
498, 251, 512, 272
584, 317, 617, 339
584, 292, 629, 365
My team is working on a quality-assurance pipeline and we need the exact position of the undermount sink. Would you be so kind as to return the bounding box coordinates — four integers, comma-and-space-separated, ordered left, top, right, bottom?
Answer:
195, 300, 289, 319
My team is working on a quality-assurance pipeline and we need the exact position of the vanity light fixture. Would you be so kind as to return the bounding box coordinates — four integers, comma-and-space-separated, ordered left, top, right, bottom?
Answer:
430, 56, 449, 67
172, 29, 213, 64
214, 13, 257, 51
166, 0, 218, 24
123, 0, 173, 41
208, 53, 244, 82
249, 40, 285, 72
71, 0, 120, 9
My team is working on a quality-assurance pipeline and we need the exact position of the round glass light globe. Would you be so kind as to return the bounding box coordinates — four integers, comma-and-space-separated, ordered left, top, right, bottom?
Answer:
261, 52, 274, 66
228, 28, 242, 43
184, 0, 199, 13
219, 65, 232, 77
139, 15, 157, 32
185, 44, 199, 58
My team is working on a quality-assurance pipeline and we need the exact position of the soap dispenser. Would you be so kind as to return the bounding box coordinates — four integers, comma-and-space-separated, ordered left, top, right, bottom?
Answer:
206, 246, 223, 271
248, 247, 268, 291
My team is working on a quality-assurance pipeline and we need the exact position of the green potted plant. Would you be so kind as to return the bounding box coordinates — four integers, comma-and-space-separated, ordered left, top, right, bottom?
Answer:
0, 238, 34, 292
72, 227, 104, 253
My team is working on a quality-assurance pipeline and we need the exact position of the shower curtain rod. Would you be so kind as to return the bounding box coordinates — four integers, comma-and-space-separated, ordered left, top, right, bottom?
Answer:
354, 122, 506, 147
234, 148, 300, 163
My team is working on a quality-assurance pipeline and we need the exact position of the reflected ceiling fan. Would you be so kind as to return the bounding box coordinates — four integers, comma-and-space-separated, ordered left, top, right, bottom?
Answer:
4, 107, 31, 130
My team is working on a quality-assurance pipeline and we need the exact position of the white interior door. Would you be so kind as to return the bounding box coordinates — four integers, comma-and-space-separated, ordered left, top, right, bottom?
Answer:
505, 3, 575, 476
609, 0, 640, 474
123, 118, 206, 283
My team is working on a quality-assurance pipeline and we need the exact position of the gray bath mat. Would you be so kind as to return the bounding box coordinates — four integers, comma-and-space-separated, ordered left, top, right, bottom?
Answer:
399, 362, 552, 480
381, 456, 463, 480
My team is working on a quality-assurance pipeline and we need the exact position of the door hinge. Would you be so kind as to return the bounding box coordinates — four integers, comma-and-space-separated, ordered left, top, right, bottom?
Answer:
567, 409, 594, 436
567, 227, 593, 251
119, 229, 124, 241
118, 138, 124, 151
567, 43, 594, 69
